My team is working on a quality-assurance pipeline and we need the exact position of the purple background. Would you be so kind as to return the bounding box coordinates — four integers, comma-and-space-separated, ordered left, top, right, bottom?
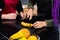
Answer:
52, 0, 59, 26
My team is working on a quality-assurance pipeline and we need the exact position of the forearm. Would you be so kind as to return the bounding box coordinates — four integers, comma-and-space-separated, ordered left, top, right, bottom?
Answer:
0, 0, 4, 8
28, 0, 37, 9
28, 1, 34, 9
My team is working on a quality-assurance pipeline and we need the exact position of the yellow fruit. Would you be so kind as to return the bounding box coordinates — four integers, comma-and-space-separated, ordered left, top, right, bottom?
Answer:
10, 28, 30, 39
21, 22, 33, 27
18, 37, 27, 40
21, 22, 27, 26
26, 23, 32, 27
28, 35, 38, 40
9, 38, 14, 40
29, 24, 33, 27
10, 31, 24, 39
20, 28, 30, 38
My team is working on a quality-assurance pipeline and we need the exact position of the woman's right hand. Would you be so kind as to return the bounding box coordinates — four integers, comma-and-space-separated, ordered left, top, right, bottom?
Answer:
20, 12, 27, 20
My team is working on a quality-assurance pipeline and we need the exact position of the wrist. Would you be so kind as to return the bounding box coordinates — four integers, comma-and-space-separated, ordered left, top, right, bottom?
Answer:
42, 21, 47, 27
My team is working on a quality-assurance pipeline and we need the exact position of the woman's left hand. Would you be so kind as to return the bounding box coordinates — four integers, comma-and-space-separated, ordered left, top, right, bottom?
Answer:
33, 21, 47, 28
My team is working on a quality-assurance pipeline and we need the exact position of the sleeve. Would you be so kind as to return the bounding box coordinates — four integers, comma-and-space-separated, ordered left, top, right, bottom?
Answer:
16, 0, 23, 14
32, 0, 52, 22
45, 19, 54, 27
0, 0, 4, 9
28, 0, 37, 9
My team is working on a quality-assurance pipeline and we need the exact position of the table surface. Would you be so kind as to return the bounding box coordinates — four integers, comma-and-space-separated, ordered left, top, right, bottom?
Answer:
1, 20, 46, 37
0, 19, 59, 40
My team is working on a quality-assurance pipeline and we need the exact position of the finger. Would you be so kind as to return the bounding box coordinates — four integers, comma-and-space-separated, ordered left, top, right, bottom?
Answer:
34, 22, 40, 27
20, 13, 24, 17
29, 14, 32, 20
21, 14, 26, 20
35, 25, 41, 28
33, 22, 38, 27
33, 21, 39, 26
16, 11, 18, 15
33, 22, 37, 26
23, 13, 26, 17
21, 13, 26, 17
33, 24, 42, 28
21, 17, 26, 20
24, 13, 27, 18
22, 13, 27, 19
27, 14, 29, 18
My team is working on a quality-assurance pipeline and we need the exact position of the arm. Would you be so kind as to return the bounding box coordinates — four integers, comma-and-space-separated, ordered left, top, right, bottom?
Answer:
32, 19, 54, 29
0, 0, 4, 19
31, 0, 54, 28
16, 0, 23, 14
45, 19, 54, 27
25, 0, 37, 20
28, 0, 37, 9
0, 0, 4, 8
16, 0, 27, 20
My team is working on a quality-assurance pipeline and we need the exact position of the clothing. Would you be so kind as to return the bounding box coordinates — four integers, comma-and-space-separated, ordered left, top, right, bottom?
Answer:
28, 0, 59, 40
2, 0, 23, 14
21, 0, 53, 27
0, 0, 3, 28
58, 24, 60, 40
2, 0, 18, 14
0, 0, 59, 40
0, 0, 4, 8
28, 0, 53, 27
0, 0, 23, 38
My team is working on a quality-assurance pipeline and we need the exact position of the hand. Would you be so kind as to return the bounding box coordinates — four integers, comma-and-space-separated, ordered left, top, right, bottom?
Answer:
27, 9, 33, 20
20, 12, 27, 20
33, 21, 47, 28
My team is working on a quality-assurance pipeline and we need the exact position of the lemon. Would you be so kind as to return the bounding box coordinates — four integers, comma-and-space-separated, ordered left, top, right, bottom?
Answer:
20, 28, 30, 38
10, 31, 24, 39
28, 35, 37, 40
18, 37, 27, 40
10, 28, 30, 39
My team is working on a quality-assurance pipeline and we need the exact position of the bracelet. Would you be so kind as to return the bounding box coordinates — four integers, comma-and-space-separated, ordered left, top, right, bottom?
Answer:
0, 9, 2, 11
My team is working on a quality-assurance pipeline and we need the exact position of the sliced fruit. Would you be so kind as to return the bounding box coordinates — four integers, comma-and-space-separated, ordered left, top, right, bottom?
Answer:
28, 35, 38, 40
21, 22, 33, 27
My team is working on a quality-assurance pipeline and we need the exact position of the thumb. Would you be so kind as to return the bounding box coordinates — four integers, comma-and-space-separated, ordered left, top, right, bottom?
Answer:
16, 11, 19, 15
20, 12, 24, 17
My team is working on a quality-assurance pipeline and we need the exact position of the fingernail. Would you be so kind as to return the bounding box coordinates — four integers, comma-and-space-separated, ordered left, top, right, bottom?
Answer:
29, 18, 31, 20
29, 18, 32, 20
